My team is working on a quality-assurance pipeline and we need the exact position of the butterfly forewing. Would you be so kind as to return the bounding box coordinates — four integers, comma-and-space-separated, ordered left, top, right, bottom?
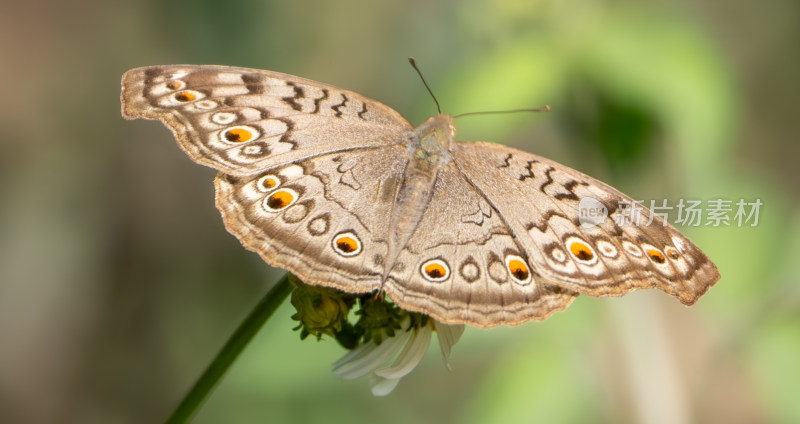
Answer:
121, 65, 413, 176
451, 142, 720, 306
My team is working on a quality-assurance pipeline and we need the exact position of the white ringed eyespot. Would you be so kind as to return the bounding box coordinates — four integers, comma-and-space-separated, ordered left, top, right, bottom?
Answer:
220, 125, 259, 144
256, 175, 280, 192
211, 112, 237, 125
623, 241, 643, 257
262, 188, 298, 212
596, 240, 619, 258
420, 259, 450, 282
332, 232, 362, 257
566, 237, 598, 265
505, 255, 532, 285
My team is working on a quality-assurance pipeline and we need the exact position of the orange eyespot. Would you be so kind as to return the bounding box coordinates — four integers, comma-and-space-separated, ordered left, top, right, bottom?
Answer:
166, 80, 184, 90
569, 241, 594, 261
420, 259, 450, 282
425, 263, 446, 278
174, 91, 196, 102
266, 190, 294, 210
665, 246, 680, 260
224, 127, 253, 143
508, 259, 529, 280
332, 232, 362, 256
336, 236, 358, 253
259, 176, 278, 191
504, 255, 532, 285
647, 249, 666, 264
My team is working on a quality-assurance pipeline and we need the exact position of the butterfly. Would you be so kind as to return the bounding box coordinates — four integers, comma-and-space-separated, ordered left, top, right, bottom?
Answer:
120, 65, 720, 328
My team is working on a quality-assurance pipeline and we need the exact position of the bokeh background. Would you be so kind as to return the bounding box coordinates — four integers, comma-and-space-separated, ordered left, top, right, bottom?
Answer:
1, 0, 798, 423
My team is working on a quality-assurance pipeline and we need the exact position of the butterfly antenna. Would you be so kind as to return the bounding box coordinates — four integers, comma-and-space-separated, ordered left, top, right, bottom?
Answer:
408, 57, 442, 114
453, 105, 551, 119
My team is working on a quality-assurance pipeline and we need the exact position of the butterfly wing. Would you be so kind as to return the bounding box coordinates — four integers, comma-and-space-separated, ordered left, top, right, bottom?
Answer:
450, 141, 720, 305
382, 159, 577, 328
121, 65, 413, 175
121, 65, 719, 328
214, 146, 412, 294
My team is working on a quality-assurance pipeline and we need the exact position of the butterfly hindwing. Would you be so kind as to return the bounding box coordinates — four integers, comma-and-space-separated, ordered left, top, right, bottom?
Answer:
214, 146, 410, 294
383, 160, 578, 327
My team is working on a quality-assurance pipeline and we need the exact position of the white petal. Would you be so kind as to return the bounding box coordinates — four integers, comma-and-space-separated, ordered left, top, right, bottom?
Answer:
332, 339, 378, 369
332, 329, 412, 379
375, 324, 432, 379
370, 374, 402, 396
434, 322, 465, 370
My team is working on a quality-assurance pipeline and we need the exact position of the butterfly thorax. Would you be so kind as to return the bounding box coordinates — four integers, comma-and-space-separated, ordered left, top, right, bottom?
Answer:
412, 114, 455, 169
383, 115, 456, 281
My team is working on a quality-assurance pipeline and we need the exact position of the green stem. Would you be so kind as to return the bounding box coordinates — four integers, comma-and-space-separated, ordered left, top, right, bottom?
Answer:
165, 274, 294, 424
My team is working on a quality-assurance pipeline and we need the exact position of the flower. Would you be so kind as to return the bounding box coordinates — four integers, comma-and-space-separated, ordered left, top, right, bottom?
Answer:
288, 276, 465, 395
332, 316, 464, 396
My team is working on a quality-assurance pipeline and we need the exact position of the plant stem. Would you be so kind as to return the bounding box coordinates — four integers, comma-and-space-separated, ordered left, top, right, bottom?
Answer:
165, 274, 294, 424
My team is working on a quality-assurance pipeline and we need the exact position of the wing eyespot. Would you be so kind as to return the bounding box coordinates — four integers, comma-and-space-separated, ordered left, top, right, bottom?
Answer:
332, 232, 362, 257
165, 80, 186, 90
174, 90, 203, 102
505, 255, 532, 285
256, 175, 280, 192
220, 126, 260, 144
421, 259, 450, 283
566, 237, 598, 265
262, 188, 297, 212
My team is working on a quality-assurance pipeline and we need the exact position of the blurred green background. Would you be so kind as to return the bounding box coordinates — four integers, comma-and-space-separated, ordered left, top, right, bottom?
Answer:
1, 0, 798, 423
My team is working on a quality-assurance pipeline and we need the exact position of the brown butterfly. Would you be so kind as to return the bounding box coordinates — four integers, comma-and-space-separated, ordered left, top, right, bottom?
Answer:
121, 65, 719, 328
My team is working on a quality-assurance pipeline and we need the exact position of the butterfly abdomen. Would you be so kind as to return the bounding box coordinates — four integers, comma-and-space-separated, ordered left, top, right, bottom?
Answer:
384, 115, 457, 278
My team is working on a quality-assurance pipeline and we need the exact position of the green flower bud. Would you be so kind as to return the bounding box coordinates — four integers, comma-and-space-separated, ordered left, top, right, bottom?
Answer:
355, 296, 407, 345
289, 275, 353, 341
